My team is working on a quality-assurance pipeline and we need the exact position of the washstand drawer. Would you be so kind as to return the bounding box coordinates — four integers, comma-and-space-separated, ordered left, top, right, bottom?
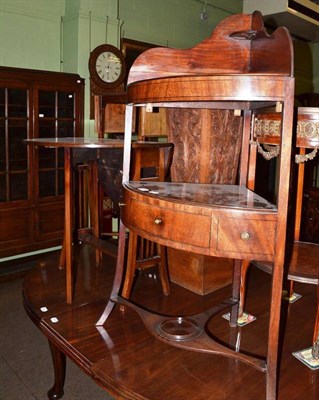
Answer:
128, 198, 212, 248
217, 217, 275, 257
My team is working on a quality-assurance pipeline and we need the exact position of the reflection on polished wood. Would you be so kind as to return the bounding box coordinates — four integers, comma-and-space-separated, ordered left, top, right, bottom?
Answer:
23, 246, 319, 400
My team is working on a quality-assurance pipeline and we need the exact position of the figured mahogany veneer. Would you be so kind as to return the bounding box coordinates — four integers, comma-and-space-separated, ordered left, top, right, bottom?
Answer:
165, 107, 242, 294
122, 182, 276, 260
127, 75, 290, 106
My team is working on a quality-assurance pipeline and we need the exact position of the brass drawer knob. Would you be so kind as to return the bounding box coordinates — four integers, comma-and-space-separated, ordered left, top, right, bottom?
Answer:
240, 231, 250, 241
154, 218, 162, 225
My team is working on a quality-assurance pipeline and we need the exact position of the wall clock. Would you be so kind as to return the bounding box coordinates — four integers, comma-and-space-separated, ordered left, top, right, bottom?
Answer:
89, 44, 126, 94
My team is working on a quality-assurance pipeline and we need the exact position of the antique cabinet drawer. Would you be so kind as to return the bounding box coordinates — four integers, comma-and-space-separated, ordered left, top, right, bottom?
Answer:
217, 217, 275, 257
128, 198, 212, 248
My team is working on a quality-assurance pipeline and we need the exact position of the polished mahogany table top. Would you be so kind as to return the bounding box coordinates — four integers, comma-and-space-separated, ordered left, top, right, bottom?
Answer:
25, 136, 125, 148
23, 246, 319, 400
25, 137, 172, 149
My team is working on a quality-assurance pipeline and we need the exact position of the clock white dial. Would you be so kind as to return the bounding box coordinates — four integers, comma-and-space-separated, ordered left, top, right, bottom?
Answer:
96, 52, 122, 83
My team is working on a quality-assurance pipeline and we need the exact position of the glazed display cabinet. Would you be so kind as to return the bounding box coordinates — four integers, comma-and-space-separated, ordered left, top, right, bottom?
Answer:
0, 67, 84, 259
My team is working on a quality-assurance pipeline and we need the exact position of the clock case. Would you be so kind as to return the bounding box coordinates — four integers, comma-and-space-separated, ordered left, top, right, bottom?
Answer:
89, 44, 127, 96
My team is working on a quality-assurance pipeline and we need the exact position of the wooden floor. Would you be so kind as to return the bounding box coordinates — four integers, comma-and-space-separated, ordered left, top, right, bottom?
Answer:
23, 244, 319, 400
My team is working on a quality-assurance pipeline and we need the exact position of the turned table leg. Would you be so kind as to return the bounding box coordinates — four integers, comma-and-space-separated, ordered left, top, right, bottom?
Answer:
47, 340, 66, 400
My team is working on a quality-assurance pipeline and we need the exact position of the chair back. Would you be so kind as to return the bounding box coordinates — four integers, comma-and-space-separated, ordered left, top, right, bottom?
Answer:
131, 142, 173, 182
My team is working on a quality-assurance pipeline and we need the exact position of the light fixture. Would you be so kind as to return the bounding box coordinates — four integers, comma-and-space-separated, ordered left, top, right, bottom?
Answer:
200, 1, 208, 20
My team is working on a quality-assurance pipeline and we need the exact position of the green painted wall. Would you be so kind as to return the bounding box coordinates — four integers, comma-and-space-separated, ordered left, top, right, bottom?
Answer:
118, 0, 242, 48
0, 0, 243, 136
0, 0, 318, 131
0, 0, 63, 70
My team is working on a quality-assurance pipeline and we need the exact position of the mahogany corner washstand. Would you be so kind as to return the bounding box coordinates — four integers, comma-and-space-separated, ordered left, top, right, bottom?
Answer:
98, 11, 295, 400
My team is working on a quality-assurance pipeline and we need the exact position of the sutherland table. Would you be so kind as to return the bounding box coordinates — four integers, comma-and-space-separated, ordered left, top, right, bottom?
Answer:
25, 137, 125, 303
25, 137, 171, 303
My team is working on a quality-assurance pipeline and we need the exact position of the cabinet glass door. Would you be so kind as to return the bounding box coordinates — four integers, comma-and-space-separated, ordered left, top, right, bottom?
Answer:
37, 89, 76, 198
0, 86, 29, 202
